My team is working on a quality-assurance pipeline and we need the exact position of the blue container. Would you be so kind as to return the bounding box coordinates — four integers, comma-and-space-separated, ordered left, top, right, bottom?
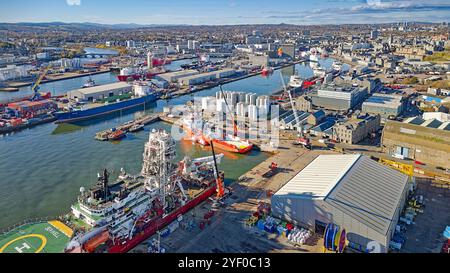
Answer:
257, 220, 265, 230
264, 223, 275, 233
160, 228, 171, 238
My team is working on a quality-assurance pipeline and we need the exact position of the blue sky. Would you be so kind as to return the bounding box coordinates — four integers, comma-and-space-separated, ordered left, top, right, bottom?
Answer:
1, 0, 449, 25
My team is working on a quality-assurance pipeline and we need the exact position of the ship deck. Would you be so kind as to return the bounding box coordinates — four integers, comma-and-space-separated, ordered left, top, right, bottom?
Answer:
0, 221, 72, 253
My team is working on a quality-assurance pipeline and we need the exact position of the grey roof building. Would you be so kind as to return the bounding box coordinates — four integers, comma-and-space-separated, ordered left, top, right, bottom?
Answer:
362, 93, 405, 118
271, 154, 409, 253
311, 83, 368, 111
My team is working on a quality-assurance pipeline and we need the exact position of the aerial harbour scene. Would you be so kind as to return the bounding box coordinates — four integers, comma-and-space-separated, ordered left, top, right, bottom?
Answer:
0, 0, 449, 258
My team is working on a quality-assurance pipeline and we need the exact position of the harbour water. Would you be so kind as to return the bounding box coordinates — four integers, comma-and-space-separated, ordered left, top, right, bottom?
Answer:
0, 58, 336, 229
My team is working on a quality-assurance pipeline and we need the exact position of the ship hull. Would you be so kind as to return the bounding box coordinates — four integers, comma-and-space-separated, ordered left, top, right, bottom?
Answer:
212, 139, 253, 154
182, 125, 211, 146
117, 74, 141, 82
54, 94, 159, 123
117, 72, 158, 82
107, 185, 217, 253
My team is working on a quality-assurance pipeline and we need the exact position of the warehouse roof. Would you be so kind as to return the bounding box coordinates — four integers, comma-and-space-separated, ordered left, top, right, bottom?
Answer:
325, 156, 408, 235
274, 154, 360, 199
362, 93, 403, 109
274, 154, 409, 236
71, 82, 131, 95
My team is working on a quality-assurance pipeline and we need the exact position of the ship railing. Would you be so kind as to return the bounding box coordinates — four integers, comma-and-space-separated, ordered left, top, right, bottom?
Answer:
0, 216, 57, 235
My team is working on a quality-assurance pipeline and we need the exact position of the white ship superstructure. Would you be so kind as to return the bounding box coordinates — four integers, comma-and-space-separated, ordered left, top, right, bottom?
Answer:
69, 129, 222, 247
289, 75, 303, 88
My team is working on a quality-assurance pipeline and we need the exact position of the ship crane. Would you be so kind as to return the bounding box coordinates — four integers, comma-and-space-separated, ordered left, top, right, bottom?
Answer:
280, 71, 302, 137
210, 140, 225, 199
219, 85, 239, 138
177, 180, 188, 203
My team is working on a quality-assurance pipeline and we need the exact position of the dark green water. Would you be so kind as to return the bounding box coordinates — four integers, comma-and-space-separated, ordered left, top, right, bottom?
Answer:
0, 59, 334, 229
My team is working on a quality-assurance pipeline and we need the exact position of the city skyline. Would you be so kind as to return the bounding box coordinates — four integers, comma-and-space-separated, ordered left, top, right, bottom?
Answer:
0, 0, 450, 26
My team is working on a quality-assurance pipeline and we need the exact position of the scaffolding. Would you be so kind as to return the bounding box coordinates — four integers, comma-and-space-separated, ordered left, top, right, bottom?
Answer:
142, 129, 178, 209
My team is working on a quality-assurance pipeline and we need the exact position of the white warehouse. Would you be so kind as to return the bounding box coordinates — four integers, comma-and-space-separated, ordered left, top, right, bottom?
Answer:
271, 154, 409, 253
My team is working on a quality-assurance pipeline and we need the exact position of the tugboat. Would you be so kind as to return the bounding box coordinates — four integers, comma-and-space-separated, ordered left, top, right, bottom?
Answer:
129, 123, 144, 133
82, 75, 96, 88
108, 128, 126, 140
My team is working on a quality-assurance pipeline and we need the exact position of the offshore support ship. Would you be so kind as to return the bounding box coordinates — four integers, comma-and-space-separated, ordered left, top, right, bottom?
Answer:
0, 130, 224, 253
65, 129, 224, 253
182, 112, 253, 154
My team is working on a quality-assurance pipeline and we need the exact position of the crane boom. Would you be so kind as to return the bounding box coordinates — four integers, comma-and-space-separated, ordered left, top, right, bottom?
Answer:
32, 65, 51, 93
30, 64, 51, 101
279, 71, 303, 137
219, 85, 238, 137
210, 140, 225, 198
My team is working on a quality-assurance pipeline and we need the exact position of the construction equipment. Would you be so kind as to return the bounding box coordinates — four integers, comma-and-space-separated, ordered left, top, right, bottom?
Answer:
378, 158, 414, 177
210, 139, 225, 199
262, 162, 279, 178
30, 64, 51, 101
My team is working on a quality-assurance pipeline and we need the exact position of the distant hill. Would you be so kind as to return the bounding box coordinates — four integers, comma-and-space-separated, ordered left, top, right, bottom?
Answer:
0, 22, 187, 31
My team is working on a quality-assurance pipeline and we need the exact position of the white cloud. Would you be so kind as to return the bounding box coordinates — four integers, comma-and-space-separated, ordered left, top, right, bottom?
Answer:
66, 0, 81, 6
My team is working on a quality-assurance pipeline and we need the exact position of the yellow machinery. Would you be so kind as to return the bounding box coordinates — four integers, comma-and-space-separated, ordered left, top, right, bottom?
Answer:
30, 64, 51, 100
378, 158, 414, 177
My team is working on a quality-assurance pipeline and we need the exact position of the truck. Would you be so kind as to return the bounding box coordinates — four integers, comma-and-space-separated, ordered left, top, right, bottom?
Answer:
293, 137, 311, 149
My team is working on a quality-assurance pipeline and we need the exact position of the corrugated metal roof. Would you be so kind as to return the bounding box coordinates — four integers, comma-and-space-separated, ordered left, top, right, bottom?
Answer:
439, 121, 450, 131
325, 156, 408, 236
74, 82, 131, 95
274, 154, 360, 199
310, 120, 335, 132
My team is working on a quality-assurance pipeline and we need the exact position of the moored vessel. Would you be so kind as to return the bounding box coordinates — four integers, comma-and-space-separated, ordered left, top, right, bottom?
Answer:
54, 82, 160, 123
66, 129, 224, 253
289, 75, 303, 88
212, 136, 253, 154
261, 67, 273, 77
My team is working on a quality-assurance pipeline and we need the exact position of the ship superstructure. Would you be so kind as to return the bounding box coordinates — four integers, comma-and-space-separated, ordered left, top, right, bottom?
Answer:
66, 129, 223, 253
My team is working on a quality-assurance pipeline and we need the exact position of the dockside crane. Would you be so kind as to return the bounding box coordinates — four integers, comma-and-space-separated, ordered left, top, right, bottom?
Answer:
30, 64, 51, 101
219, 85, 239, 138
279, 71, 311, 149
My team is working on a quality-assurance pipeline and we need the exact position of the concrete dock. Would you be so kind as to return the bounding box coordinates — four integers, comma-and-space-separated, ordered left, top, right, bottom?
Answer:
131, 136, 338, 253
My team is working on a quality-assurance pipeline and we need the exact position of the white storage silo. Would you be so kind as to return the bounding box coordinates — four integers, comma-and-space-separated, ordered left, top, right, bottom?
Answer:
236, 102, 246, 117
216, 98, 227, 113
248, 104, 258, 121
250, 93, 258, 105
231, 92, 239, 106
238, 92, 246, 103
201, 97, 211, 110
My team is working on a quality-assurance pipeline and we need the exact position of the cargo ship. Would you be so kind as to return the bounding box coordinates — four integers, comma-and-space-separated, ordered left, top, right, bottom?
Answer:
65, 129, 224, 253
117, 67, 147, 82
261, 67, 273, 77
148, 57, 172, 68
118, 57, 171, 82
54, 83, 160, 123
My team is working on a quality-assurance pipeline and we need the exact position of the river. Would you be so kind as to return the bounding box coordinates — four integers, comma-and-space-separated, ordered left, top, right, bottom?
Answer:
0, 58, 336, 229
